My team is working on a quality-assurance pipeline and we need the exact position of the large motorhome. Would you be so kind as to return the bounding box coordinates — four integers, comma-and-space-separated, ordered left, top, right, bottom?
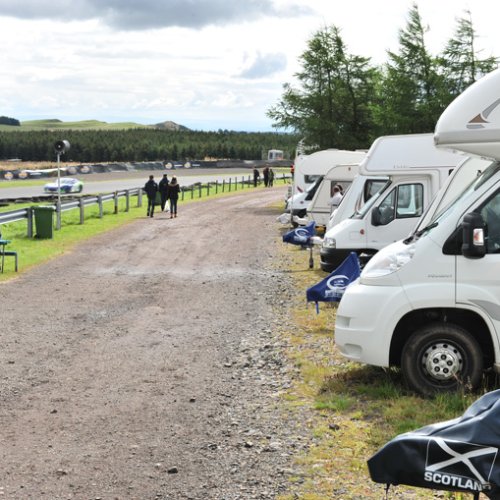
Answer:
334, 68, 500, 396
285, 149, 366, 220
319, 134, 465, 272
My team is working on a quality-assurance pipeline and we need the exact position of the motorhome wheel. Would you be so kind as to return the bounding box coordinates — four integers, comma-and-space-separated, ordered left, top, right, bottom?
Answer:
401, 323, 483, 396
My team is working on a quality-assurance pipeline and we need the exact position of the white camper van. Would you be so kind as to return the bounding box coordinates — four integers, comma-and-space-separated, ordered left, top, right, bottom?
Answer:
305, 164, 359, 228
286, 149, 366, 219
319, 134, 465, 272
334, 67, 500, 396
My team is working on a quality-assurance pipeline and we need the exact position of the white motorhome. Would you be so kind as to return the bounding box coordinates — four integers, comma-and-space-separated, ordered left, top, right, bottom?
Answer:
305, 164, 359, 228
334, 67, 500, 396
285, 149, 366, 220
319, 134, 465, 272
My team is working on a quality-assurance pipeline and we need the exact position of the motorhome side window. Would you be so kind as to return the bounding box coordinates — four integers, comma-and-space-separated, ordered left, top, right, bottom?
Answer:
479, 191, 500, 253
377, 183, 424, 224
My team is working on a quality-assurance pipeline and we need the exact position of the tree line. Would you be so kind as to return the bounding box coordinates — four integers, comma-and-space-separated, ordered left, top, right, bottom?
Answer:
0, 128, 299, 163
267, 4, 498, 150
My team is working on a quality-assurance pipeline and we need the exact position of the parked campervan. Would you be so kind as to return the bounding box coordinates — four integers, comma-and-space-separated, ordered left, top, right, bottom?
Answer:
319, 133, 465, 272
334, 67, 500, 396
285, 149, 366, 220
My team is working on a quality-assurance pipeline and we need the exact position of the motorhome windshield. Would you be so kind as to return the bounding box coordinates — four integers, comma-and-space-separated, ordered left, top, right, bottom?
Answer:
352, 180, 392, 219
305, 176, 325, 200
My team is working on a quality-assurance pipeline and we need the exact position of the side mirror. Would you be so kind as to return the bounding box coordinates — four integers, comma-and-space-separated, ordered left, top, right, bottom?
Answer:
462, 212, 486, 258
371, 207, 382, 226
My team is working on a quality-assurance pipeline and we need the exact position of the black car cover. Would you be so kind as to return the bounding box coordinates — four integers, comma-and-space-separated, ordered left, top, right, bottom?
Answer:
368, 390, 500, 498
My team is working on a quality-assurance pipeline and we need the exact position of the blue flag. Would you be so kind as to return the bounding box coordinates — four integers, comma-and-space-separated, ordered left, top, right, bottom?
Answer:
282, 221, 316, 246
306, 252, 361, 312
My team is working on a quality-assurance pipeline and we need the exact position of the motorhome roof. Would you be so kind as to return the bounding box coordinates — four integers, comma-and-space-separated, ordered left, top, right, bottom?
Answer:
434, 68, 500, 160
360, 133, 465, 175
296, 149, 366, 174
324, 163, 359, 180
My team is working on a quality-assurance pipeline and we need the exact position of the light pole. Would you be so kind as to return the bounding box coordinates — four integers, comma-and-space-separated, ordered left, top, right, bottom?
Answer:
54, 140, 70, 230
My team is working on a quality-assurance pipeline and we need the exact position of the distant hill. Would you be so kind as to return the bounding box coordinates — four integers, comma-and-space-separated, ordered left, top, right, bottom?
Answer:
0, 119, 189, 132
152, 120, 190, 131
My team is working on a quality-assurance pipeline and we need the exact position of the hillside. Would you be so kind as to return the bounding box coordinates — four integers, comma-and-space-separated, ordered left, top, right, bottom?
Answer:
0, 119, 188, 132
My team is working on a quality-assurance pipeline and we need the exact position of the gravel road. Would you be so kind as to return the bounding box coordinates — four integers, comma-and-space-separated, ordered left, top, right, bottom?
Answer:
0, 186, 309, 499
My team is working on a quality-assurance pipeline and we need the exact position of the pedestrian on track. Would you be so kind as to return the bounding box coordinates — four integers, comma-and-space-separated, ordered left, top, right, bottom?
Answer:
159, 173, 170, 212
168, 176, 181, 218
144, 175, 158, 218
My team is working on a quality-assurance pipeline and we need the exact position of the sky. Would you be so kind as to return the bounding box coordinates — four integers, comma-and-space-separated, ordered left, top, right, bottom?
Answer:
0, 0, 499, 132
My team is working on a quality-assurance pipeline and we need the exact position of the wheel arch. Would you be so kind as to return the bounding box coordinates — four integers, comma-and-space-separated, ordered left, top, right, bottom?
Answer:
389, 307, 495, 369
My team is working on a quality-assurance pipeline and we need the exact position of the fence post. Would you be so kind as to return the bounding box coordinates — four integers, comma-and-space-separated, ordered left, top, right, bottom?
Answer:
125, 190, 130, 212
235, 177, 238, 191
191, 186, 194, 199
229, 178, 232, 192
215, 180, 218, 194
181, 189, 185, 201
206, 183, 210, 197
27, 207, 33, 237
114, 191, 119, 214
79, 198, 85, 224
98, 195, 103, 218
222, 179, 225, 193
56, 200, 61, 230
137, 189, 143, 207
199, 184, 202, 198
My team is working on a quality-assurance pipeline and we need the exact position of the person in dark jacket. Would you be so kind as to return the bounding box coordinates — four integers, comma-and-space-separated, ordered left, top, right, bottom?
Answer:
158, 173, 170, 211
263, 165, 270, 187
167, 176, 181, 218
253, 168, 260, 187
144, 175, 158, 217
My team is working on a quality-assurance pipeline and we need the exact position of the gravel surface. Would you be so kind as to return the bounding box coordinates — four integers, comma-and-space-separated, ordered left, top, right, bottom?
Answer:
0, 187, 310, 499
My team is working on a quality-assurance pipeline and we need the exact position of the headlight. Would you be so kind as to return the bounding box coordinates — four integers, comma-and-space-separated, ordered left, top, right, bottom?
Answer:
362, 243, 415, 278
323, 237, 336, 249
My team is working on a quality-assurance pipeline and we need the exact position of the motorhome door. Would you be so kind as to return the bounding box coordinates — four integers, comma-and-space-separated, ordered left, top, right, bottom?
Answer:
367, 177, 431, 247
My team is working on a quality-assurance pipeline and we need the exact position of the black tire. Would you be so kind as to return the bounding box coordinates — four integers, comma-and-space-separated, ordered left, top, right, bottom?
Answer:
401, 323, 483, 396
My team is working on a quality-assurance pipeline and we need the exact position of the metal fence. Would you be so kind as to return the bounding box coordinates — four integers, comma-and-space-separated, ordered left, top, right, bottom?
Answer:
0, 174, 291, 236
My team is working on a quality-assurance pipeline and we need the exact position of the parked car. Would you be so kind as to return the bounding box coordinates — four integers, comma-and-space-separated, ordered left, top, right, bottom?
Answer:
44, 177, 83, 194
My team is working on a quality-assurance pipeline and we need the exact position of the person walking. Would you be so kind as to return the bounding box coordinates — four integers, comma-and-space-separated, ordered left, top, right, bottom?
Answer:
144, 175, 158, 217
263, 165, 270, 187
167, 176, 181, 218
268, 168, 275, 187
253, 168, 260, 187
158, 173, 170, 212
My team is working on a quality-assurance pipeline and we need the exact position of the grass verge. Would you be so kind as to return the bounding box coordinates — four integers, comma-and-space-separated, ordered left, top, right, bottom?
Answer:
274, 233, 488, 500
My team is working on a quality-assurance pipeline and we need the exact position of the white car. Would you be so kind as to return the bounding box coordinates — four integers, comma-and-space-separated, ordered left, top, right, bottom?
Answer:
44, 177, 83, 194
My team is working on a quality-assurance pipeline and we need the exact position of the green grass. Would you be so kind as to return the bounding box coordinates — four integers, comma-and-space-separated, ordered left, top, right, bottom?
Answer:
0, 119, 151, 131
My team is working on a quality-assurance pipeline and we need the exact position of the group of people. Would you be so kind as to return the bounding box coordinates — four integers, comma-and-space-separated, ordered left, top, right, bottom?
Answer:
143, 173, 181, 218
253, 166, 275, 187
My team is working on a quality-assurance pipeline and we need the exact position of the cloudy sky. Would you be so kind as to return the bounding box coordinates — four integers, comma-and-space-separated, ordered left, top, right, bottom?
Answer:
0, 0, 498, 131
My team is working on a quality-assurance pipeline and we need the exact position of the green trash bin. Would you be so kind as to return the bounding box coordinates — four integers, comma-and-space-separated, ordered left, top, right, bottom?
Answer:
33, 205, 55, 239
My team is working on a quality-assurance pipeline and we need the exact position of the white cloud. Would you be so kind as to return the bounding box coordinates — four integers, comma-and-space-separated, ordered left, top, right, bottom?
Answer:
0, 0, 499, 131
